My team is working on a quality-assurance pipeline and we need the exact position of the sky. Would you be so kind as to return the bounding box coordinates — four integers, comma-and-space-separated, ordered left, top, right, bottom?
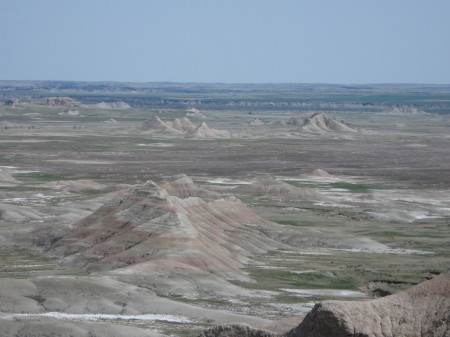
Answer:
1, 0, 449, 84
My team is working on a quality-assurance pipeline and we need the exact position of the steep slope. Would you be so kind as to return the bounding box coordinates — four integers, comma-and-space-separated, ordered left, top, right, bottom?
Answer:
186, 122, 232, 138
286, 270, 450, 337
139, 117, 230, 138
157, 174, 221, 199
170, 117, 197, 132
386, 106, 428, 114
45, 176, 390, 296
46, 178, 283, 296
186, 108, 207, 119
199, 271, 450, 337
288, 112, 358, 133
30, 97, 82, 107
139, 116, 184, 135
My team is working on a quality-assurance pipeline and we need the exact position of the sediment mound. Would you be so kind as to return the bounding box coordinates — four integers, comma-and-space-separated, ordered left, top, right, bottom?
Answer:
157, 174, 221, 199
139, 117, 230, 138
234, 178, 323, 200
309, 169, 331, 177
289, 112, 357, 133
386, 106, 428, 114
31, 97, 82, 107
200, 271, 450, 337
0, 203, 44, 222
248, 118, 265, 126
170, 117, 197, 132
186, 108, 206, 119
46, 177, 282, 295
91, 101, 131, 109
186, 122, 232, 138
57, 109, 81, 117
139, 116, 184, 135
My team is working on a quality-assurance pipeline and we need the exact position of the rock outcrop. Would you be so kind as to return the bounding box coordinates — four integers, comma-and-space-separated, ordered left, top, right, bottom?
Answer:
170, 117, 197, 132
45, 177, 283, 296
248, 118, 265, 126
140, 116, 184, 135
288, 270, 450, 337
186, 108, 207, 119
31, 97, 82, 107
90, 101, 131, 109
199, 271, 450, 337
288, 112, 358, 133
386, 106, 428, 114
157, 174, 221, 199
139, 117, 231, 138
186, 122, 232, 138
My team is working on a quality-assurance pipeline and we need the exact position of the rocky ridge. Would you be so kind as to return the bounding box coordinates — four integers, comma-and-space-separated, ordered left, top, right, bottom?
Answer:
199, 271, 450, 337
45, 177, 284, 296
287, 112, 358, 133
140, 117, 231, 138
30, 97, 82, 107
186, 107, 207, 119
386, 106, 428, 114
186, 121, 232, 138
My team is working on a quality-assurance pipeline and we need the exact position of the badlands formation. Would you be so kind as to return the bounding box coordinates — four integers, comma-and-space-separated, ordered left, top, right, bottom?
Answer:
1, 83, 450, 337
200, 271, 450, 337
140, 117, 232, 138
43, 175, 385, 297
45, 176, 284, 296
386, 106, 428, 114
287, 112, 358, 133
186, 108, 207, 119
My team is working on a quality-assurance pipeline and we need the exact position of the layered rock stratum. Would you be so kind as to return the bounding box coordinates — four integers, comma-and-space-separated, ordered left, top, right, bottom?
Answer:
140, 117, 231, 138
186, 121, 232, 138
386, 106, 428, 114
186, 107, 207, 119
45, 176, 284, 296
199, 271, 450, 337
90, 101, 131, 109
44, 176, 390, 297
30, 97, 82, 107
288, 112, 357, 133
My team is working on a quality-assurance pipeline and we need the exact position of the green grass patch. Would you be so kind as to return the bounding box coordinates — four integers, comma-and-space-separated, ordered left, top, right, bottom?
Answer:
241, 267, 359, 291
14, 172, 76, 184
328, 182, 371, 192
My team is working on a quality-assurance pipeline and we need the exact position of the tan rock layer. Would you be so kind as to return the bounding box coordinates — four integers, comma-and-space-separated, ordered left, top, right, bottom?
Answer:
200, 271, 450, 337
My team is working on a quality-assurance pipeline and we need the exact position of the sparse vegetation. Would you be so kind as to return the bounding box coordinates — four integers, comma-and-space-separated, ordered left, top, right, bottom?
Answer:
0, 82, 449, 336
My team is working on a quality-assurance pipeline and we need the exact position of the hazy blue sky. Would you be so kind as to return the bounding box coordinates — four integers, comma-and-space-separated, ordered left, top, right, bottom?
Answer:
1, 0, 449, 83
